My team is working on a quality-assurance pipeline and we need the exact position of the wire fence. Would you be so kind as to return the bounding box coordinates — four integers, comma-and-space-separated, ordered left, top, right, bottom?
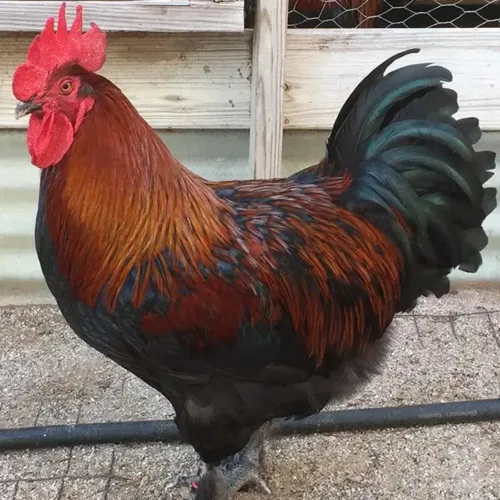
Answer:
245, 0, 500, 29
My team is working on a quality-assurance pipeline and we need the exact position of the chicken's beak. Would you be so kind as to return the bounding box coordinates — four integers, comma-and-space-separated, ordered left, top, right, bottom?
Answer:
15, 101, 42, 120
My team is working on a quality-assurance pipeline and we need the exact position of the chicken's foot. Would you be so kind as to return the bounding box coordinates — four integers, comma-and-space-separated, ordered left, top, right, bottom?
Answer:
191, 422, 275, 500
172, 460, 207, 492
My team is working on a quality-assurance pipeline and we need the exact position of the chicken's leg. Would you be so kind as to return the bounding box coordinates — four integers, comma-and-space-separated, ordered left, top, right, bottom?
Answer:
191, 422, 275, 500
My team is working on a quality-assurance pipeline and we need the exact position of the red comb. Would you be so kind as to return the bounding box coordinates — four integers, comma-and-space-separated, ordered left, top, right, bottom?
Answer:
12, 2, 107, 102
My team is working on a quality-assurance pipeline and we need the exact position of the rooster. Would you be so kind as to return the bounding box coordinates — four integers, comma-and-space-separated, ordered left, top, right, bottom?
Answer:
12, 4, 496, 500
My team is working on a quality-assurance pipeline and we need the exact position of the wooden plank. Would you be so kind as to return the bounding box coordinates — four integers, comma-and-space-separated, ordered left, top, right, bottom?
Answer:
284, 28, 500, 130
249, 0, 287, 179
2, 28, 500, 130
0, 0, 244, 33
1, 32, 252, 129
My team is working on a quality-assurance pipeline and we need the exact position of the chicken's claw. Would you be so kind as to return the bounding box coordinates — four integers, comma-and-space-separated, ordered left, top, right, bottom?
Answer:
169, 461, 207, 496
191, 424, 273, 500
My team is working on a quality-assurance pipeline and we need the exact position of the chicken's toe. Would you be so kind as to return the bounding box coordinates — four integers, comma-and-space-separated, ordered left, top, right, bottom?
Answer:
241, 472, 272, 494
192, 460, 271, 500
172, 461, 207, 491
191, 425, 272, 499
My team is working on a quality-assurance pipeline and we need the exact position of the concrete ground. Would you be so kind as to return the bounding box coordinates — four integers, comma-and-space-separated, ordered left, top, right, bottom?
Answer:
0, 288, 499, 500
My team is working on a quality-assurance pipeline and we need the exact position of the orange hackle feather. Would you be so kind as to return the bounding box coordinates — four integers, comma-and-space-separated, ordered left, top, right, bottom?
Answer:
43, 75, 234, 312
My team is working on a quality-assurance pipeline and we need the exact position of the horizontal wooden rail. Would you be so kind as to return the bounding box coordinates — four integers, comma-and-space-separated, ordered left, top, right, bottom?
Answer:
2, 28, 500, 130
0, 0, 244, 32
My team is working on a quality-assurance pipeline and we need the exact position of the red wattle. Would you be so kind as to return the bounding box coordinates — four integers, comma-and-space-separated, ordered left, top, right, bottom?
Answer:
27, 108, 74, 169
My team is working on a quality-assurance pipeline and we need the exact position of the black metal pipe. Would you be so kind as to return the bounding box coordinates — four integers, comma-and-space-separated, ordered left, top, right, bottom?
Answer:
0, 419, 179, 452
278, 398, 500, 435
1, 398, 499, 452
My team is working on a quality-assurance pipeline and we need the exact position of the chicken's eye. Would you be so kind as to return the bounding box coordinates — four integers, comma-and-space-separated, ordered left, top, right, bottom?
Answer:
60, 81, 73, 94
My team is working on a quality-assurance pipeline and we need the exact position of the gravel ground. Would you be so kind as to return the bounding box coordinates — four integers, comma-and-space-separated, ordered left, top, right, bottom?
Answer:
0, 288, 499, 499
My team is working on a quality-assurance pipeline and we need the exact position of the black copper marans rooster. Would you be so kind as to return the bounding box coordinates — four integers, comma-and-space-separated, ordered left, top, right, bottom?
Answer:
12, 4, 496, 499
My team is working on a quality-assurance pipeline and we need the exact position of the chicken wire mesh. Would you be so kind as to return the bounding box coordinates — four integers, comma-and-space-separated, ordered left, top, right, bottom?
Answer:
245, 0, 500, 29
